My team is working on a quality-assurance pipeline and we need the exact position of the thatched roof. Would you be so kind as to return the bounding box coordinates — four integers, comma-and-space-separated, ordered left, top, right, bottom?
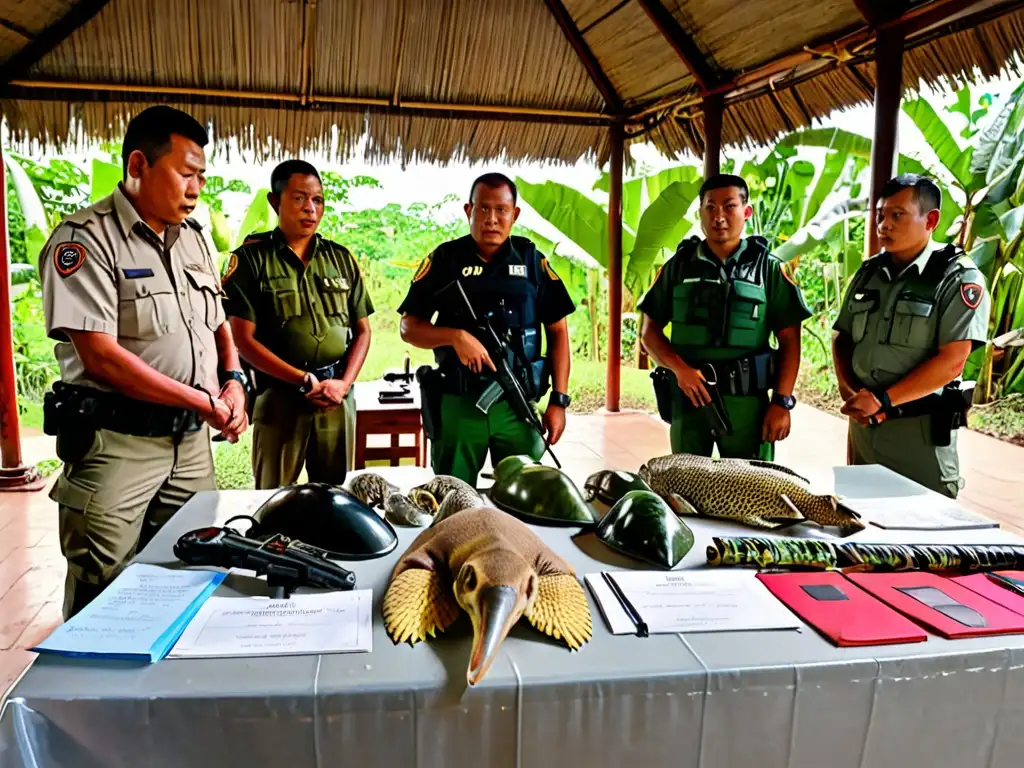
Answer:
0, 0, 1022, 167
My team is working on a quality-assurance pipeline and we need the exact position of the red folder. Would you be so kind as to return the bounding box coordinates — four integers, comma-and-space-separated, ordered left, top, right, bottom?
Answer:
757, 572, 927, 647
846, 572, 1024, 639
950, 572, 1024, 617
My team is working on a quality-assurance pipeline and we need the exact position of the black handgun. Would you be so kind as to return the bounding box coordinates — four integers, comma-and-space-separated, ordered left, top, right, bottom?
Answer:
699, 363, 733, 438
445, 279, 561, 469
174, 525, 357, 599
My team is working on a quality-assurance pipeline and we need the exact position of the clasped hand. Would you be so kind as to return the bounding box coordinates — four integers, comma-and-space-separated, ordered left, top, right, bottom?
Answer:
203, 380, 248, 442
305, 378, 350, 412
840, 388, 886, 426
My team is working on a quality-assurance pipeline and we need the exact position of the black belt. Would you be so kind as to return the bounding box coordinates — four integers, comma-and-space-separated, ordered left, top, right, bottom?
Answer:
696, 351, 777, 397
44, 382, 203, 439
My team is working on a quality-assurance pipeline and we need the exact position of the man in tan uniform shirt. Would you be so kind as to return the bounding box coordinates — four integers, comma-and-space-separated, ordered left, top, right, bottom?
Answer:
40, 106, 248, 618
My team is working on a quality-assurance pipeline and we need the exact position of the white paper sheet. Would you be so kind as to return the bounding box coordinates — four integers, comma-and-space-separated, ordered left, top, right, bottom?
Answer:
585, 570, 801, 635
842, 495, 998, 530
167, 590, 373, 658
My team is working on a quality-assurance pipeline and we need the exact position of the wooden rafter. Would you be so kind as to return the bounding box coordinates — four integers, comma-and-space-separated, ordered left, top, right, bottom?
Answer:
542, 0, 621, 111
0, 1, 111, 86
635, 0, 720, 90
0, 18, 34, 40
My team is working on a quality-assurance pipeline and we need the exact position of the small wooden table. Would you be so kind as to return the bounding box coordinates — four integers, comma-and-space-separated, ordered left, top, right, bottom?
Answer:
352, 378, 427, 468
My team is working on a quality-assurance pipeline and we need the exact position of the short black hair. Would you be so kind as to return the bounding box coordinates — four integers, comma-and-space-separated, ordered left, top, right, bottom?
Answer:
121, 105, 209, 177
879, 173, 942, 214
469, 172, 517, 205
699, 173, 749, 204
270, 159, 322, 197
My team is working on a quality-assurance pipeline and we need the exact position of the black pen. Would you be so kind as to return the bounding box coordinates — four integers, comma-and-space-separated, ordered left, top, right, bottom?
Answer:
602, 571, 649, 638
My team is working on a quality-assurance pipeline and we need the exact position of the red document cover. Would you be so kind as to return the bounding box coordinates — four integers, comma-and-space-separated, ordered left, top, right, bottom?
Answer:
756, 572, 927, 647
950, 572, 1024, 617
846, 572, 1024, 639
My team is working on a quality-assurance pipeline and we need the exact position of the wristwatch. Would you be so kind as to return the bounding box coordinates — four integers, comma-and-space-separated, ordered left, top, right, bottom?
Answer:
771, 392, 796, 410
219, 369, 248, 391
549, 391, 571, 408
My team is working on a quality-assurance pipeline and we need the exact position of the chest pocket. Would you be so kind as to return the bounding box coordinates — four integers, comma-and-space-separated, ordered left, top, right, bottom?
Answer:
890, 296, 935, 349
183, 267, 223, 331
847, 291, 879, 343
118, 278, 179, 340
726, 280, 766, 348
670, 278, 722, 347
316, 274, 350, 327
263, 276, 302, 323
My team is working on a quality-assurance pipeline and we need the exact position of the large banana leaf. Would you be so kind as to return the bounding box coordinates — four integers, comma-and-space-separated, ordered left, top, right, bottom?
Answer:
209, 208, 233, 253
233, 188, 277, 249
774, 198, 868, 263
516, 177, 635, 269
785, 160, 818, 235
90, 159, 121, 202
6, 154, 49, 265
623, 177, 702, 299
970, 81, 1024, 184
515, 224, 592, 304
902, 98, 977, 188
805, 150, 849, 225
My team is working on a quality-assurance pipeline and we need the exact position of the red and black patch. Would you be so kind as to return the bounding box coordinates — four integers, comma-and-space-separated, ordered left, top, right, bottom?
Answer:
961, 282, 984, 310
53, 242, 86, 278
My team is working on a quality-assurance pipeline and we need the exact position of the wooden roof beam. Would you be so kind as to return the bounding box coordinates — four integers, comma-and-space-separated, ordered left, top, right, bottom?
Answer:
635, 0, 720, 90
542, 0, 622, 112
0, 1, 111, 86
0, 18, 34, 40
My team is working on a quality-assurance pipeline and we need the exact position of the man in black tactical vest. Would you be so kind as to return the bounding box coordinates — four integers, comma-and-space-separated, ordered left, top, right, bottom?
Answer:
397, 173, 575, 485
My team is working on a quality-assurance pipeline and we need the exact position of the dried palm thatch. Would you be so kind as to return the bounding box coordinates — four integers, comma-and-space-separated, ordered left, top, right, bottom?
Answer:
0, 0, 1022, 166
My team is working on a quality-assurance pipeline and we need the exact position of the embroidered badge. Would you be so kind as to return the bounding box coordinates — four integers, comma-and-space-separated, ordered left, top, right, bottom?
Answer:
961, 282, 983, 309
222, 253, 238, 282
540, 257, 561, 282
461, 265, 484, 277
54, 242, 86, 278
509, 264, 527, 277
412, 257, 432, 282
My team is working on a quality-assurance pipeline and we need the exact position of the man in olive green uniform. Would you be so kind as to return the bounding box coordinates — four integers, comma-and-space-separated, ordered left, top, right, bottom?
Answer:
40, 106, 248, 619
834, 174, 989, 498
639, 174, 812, 460
398, 173, 575, 486
222, 160, 373, 489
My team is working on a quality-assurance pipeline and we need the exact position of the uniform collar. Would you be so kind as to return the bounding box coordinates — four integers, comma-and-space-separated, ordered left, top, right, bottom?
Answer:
882, 240, 938, 280
272, 227, 323, 257
698, 238, 747, 267
465, 234, 514, 264
112, 183, 179, 250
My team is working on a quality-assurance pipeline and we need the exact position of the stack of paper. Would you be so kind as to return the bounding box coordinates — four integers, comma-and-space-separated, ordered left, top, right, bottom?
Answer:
168, 590, 374, 658
33, 563, 226, 662
840, 495, 998, 530
585, 570, 801, 635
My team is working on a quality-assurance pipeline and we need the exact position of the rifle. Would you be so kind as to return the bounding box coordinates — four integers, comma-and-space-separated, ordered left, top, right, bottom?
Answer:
446, 279, 561, 469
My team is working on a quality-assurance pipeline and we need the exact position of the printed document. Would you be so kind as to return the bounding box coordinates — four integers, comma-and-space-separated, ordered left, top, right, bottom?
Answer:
841, 495, 998, 530
168, 589, 373, 658
585, 570, 801, 635
33, 563, 225, 661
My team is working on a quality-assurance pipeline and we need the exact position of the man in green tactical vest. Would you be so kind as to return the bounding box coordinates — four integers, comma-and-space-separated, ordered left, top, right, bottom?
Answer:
221, 160, 374, 488
833, 174, 990, 498
639, 173, 812, 460
398, 172, 575, 486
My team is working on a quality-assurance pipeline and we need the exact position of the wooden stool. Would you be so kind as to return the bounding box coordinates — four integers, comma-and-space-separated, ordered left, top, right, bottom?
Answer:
352, 379, 428, 468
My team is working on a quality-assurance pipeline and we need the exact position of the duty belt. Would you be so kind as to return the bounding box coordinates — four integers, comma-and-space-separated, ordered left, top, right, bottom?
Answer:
698, 351, 777, 397
44, 382, 203, 439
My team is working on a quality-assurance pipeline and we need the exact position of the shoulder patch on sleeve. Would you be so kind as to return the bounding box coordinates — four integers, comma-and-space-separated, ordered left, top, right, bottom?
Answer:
222, 252, 239, 282
961, 281, 984, 310
540, 257, 561, 281
780, 261, 799, 286
412, 255, 433, 282
53, 242, 86, 278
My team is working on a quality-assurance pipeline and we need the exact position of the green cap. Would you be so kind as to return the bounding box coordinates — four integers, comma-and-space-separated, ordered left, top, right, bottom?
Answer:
595, 490, 694, 569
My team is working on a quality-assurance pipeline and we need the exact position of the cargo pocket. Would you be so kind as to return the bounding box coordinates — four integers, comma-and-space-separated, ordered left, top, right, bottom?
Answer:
847, 295, 879, 343
50, 473, 99, 581
670, 279, 715, 346
272, 288, 302, 321
891, 298, 935, 349
726, 280, 766, 347
184, 267, 224, 331
119, 281, 179, 339
317, 275, 351, 327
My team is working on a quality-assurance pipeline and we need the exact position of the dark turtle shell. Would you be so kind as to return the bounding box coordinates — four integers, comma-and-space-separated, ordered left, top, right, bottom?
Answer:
583, 469, 653, 506
488, 455, 597, 526
596, 490, 694, 569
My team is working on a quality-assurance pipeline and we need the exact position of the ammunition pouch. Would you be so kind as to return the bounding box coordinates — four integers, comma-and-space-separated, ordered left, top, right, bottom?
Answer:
416, 365, 443, 441
43, 381, 204, 456
650, 367, 675, 424
714, 351, 778, 397
874, 380, 975, 447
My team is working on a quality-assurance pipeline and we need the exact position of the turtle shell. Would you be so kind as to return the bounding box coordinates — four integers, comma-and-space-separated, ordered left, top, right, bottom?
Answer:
596, 490, 694, 569
583, 469, 653, 506
488, 455, 597, 526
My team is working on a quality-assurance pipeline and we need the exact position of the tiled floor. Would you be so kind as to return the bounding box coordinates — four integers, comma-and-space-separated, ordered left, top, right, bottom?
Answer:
2, 404, 1023, 697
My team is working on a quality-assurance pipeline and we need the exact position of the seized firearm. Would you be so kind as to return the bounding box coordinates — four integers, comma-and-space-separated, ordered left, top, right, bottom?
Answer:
446, 279, 561, 469
174, 524, 357, 599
